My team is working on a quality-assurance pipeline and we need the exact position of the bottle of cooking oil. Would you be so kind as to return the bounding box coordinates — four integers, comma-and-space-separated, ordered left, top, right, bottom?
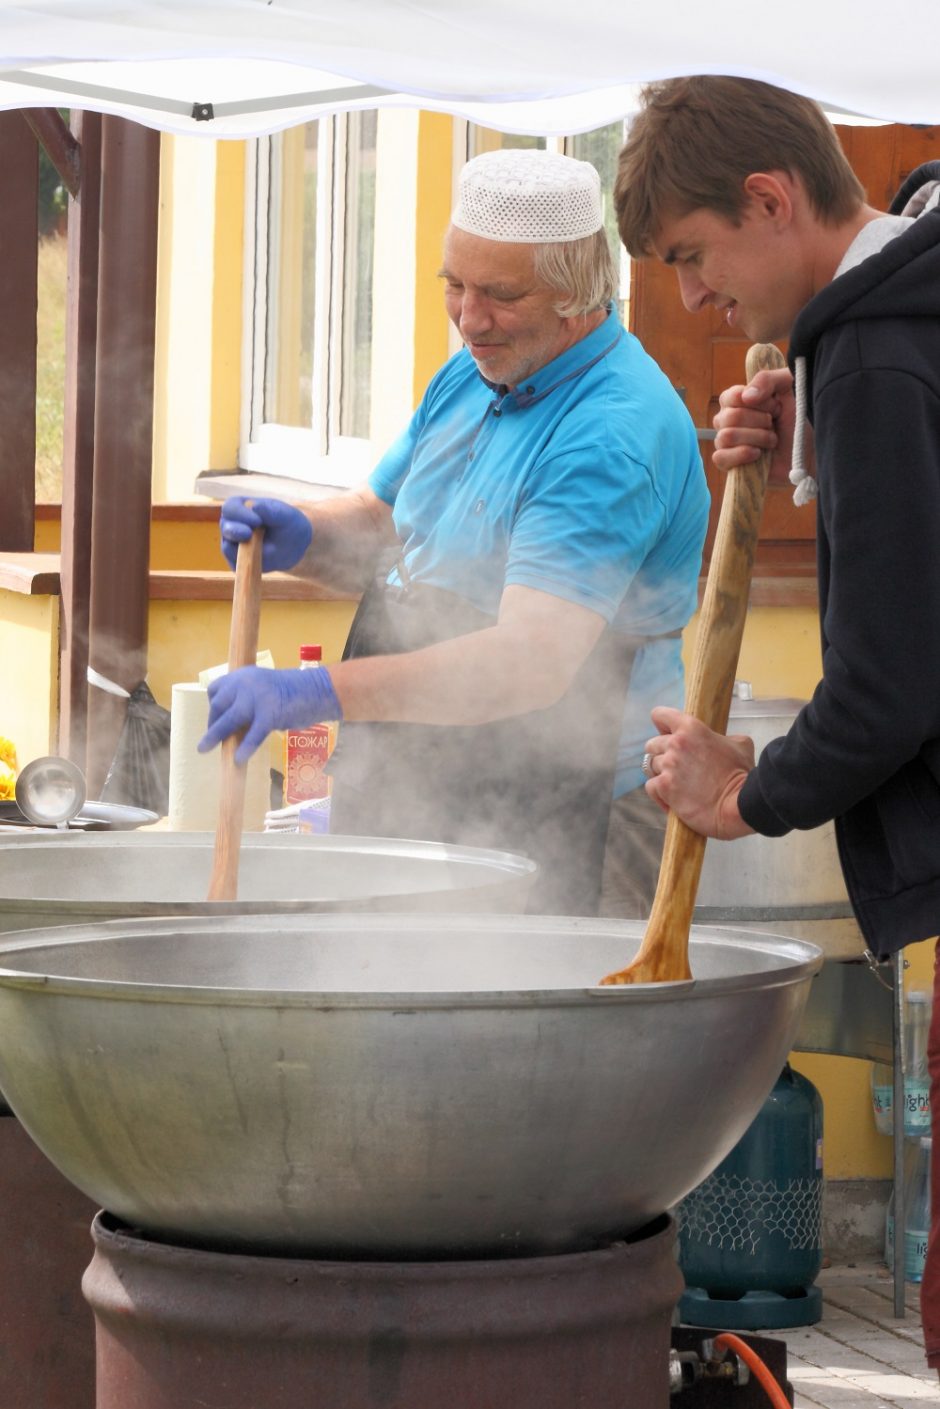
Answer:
283, 645, 338, 816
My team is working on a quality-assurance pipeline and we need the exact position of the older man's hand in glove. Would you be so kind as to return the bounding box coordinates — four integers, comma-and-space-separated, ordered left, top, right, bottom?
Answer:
219, 497, 313, 572
198, 666, 343, 765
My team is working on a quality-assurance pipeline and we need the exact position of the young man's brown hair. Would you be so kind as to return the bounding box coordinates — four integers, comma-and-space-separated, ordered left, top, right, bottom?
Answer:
614, 75, 866, 257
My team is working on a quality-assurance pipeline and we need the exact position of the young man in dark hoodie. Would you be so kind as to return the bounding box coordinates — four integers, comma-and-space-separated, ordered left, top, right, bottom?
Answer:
615, 74, 940, 1371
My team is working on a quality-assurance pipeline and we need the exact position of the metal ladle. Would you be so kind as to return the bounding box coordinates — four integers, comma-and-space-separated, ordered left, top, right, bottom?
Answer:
15, 755, 87, 829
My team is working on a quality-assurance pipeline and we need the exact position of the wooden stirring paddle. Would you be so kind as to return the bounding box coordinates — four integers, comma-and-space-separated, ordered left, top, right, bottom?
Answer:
599, 342, 787, 984
207, 527, 264, 902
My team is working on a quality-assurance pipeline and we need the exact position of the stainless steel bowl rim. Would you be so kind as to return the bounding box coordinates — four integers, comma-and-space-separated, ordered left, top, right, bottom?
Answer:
0, 832, 538, 912
0, 912, 823, 1256
0, 915, 823, 1008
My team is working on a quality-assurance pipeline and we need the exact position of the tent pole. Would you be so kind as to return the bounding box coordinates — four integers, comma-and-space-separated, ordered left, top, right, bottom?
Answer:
84, 115, 159, 796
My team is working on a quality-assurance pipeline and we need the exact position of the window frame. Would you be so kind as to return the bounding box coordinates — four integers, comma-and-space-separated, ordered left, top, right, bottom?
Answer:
238, 114, 376, 490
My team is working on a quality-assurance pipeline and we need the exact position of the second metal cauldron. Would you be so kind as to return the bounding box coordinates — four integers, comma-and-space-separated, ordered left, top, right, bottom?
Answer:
0, 915, 821, 1258
696, 686, 849, 914
0, 832, 536, 929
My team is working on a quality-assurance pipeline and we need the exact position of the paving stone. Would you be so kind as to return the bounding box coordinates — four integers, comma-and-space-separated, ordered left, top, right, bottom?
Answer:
773, 1262, 939, 1408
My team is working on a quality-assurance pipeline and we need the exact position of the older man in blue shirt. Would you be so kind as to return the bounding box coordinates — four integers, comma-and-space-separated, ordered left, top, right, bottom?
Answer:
202, 148, 708, 915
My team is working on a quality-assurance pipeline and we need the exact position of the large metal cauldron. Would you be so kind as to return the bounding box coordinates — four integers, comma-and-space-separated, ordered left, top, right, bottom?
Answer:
0, 833, 536, 930
696, 686, 848, 911
0, 915, 821, 1258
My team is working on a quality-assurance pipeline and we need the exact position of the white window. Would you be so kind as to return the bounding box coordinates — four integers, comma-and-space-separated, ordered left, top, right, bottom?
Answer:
240, 111, 388, 489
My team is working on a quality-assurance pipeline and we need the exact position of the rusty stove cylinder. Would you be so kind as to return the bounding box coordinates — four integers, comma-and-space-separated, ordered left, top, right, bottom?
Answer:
84, 1211, 683, 1409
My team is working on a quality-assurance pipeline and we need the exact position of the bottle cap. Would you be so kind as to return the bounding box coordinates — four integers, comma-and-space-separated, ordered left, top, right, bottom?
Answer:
299, 644, 322, 662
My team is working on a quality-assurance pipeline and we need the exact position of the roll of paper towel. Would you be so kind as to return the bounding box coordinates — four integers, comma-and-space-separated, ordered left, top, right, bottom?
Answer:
168, 682, 269, 831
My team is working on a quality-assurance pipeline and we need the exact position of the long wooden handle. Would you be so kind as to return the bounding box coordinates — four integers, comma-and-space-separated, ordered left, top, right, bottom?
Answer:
207, 529, 264, 902
604, 342, 786, 982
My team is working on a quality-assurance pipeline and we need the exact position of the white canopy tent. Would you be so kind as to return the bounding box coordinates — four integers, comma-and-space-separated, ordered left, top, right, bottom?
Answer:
1, 0, 938, 137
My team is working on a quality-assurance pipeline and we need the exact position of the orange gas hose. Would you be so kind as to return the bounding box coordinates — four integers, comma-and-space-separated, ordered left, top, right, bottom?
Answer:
713, 1332, 792, 1409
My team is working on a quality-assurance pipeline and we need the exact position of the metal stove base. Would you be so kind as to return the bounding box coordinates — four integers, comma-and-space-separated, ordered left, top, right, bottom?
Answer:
84, 1210, 684, 1409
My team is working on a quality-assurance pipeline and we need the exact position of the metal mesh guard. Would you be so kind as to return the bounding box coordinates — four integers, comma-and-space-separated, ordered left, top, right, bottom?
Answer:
678, 1174, 823, 1256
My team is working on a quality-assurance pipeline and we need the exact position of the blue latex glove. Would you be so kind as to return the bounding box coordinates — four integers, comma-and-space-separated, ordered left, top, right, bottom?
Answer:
198, 666, 343, 765
219, 497, 313, 573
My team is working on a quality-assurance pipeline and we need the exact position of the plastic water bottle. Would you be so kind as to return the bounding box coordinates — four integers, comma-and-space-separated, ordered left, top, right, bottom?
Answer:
885, 1140, 923, 1270
904, 991, 932, 1138
871, 1061, 894, 1136
904, 1136, 931, 1283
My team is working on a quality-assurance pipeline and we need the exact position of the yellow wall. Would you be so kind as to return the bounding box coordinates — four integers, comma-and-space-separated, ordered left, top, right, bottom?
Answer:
153, 135, 215, 500
0, 593, 59, 764
147, 598, 356, 704
33, 517, 59, 554
413, 113, 455, 406
209, 142, 246, 470
34, 515, 221, 570
152, 135, 246, 501
150, 518, 220, 570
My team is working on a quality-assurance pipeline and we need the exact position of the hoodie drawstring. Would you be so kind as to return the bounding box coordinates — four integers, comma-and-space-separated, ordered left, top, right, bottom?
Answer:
789, 355, 818, 506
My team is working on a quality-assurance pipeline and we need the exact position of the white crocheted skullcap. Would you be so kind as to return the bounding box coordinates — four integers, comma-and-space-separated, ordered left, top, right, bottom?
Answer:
452, 148, 603, 244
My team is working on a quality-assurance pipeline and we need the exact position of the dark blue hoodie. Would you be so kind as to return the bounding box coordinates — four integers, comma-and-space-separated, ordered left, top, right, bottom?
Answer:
738, 162, 940, 958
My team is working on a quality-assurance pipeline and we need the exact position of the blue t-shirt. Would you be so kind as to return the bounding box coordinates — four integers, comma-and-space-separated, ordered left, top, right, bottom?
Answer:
370, 308, 708, 776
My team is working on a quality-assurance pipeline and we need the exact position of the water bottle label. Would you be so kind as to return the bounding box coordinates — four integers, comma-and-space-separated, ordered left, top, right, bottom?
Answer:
904, 1082, 931, 1136
872, 1085, 893, 1117
905, 1228, 929, 1283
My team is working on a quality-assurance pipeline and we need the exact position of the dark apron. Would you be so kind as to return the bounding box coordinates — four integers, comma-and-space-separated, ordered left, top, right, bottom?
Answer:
328, 564, 640, 917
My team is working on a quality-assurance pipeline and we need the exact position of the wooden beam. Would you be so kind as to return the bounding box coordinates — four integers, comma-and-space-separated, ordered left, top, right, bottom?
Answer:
20, 108, 81, 200
58, 111, 101, 767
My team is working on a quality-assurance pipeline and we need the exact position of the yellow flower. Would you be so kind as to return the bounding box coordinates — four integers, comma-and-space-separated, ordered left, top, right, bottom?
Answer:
0, 761, 15, 802
0, 737, 16, 772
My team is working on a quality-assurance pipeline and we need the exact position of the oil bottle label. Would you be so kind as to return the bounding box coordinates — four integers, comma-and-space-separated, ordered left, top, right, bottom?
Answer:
285, 724, 333, 804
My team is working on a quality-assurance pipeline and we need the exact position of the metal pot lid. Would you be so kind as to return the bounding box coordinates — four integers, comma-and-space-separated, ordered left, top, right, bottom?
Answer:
15, 756, 86, 827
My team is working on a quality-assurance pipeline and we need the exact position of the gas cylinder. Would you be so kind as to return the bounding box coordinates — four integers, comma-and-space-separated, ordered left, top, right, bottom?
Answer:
678, 1063, 824, 1330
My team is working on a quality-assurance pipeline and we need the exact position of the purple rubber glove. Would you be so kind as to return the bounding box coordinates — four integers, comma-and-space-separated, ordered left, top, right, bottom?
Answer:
219, 497, 313, 573
198, 666, 343, 765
